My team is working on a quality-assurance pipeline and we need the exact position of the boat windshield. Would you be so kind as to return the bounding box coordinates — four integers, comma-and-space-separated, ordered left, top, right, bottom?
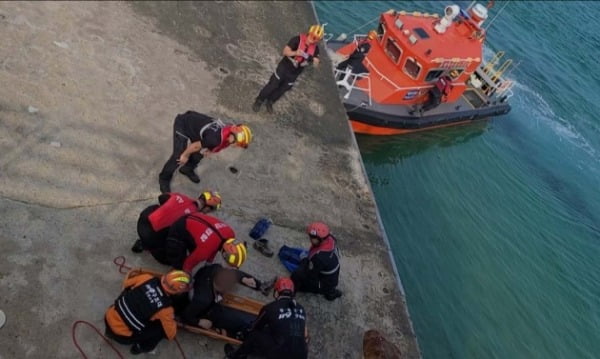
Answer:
384, 38, 402, 64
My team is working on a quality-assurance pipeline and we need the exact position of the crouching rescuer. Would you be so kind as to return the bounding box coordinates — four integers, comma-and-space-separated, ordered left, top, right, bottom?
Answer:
291, 222, 342, 301
104, 270, 191, 355
224, 278, 309, 359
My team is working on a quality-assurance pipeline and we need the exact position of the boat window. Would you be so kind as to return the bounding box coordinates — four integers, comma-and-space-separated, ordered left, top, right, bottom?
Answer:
378, 23, 386, 36
384, 38, 402, 64
425, 69, 444, 82
404, 57, 421, 79
414, 27, 430, 39
448, 68, 464, 79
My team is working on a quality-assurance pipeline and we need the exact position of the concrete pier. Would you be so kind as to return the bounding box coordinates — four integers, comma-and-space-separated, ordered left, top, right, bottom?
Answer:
0, 1, 420, 358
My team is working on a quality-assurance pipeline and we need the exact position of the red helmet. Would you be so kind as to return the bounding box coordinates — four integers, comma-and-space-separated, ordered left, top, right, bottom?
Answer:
274, 277, 295, 296
307, 222, 329, 239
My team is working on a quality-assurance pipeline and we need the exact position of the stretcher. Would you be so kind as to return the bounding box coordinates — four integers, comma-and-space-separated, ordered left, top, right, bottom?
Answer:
123, 268, 264, 345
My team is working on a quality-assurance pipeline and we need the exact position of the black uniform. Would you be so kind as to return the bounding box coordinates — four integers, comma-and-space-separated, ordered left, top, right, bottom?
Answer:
291, 236, 340, 299
256, 36, 320, 104
336, 42, 371, 74
229, 297, 308, 359
158, 111, 224, 193
137, 194, 172, 264
105, 277, 172, 353
176, 264, 260, 336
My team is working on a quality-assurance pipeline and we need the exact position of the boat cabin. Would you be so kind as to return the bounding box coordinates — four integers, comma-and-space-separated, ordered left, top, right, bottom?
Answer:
336, 4, 492, 106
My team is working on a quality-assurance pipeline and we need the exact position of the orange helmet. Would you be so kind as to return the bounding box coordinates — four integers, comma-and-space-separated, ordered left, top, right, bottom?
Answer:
308, 24, 325, 41
274, 277, 295, 297
199, 191, 222, 210
161, 270, 191, 295
230, 125, 252, 149
367, 30, 378, 40
307, 221, 330, 239
221, 239, 247, 268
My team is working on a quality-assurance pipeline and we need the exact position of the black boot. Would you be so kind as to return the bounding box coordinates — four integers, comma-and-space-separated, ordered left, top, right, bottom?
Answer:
130, 343, 155, 355
131, 239, 144, 253
159, 179, 171, 194
252, 98, 263, 112
324, 289, 342, 301
179, 167, 200, 183
265, 100, 274, 114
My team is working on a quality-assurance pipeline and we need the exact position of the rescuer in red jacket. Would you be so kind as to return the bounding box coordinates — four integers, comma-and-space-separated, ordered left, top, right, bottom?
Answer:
131, 190, 222, 265
165, 212, 248, 273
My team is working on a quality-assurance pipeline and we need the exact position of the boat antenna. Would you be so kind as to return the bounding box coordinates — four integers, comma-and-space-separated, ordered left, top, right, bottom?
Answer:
485, 1, 509, 31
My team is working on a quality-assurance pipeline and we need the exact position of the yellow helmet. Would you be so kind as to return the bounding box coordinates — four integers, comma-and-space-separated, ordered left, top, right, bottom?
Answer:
161, 270, 191, 295
308, 24, 325, 40
231, 125, 252, 149
199, 191, 222, 210
221, 239, 247, 268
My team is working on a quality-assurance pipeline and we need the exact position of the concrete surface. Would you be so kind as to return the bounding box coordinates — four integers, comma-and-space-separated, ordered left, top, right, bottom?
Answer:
0, 1, 420, 358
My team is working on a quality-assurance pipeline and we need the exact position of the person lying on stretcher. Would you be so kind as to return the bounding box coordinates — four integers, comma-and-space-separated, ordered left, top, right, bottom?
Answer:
174, 264, 274, 339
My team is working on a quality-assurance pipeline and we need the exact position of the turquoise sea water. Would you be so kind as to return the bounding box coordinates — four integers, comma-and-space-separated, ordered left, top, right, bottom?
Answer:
315, 1, 600, 358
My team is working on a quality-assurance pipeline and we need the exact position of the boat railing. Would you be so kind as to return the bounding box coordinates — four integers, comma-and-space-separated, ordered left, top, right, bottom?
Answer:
334, 68, 372, 106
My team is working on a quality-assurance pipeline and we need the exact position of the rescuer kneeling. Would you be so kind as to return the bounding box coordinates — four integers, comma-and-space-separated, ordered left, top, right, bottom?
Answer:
224, 277, 309, 359
131, 190, 222, 265
104, 270, 191, 355
291, 222, 342, 301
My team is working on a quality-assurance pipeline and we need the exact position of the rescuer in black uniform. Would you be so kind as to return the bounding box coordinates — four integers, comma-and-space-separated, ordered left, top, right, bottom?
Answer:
104, 270, 191, 355
252, 25, 324, 114
224, 277, 309, 359
291, 221, 342, 301
177, 264, 274, 338
158, 111, 252, 193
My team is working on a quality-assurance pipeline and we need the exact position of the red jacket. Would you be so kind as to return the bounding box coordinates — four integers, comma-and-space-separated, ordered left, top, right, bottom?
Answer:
148, 193, 198, 231
166, 213, 235, 273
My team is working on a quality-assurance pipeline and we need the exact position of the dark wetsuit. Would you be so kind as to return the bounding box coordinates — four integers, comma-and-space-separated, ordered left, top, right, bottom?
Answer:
158, 111, 224, 193
256, 36, 320, 104
229, 297, 308, 359
291, 236, 340, 297
176, 264, 261, 337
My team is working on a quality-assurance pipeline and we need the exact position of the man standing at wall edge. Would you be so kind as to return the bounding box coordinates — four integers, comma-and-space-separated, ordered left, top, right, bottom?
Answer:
252, 25, 324, 114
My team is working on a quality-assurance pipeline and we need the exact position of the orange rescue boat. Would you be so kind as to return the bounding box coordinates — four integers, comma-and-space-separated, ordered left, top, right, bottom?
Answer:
325, 1, 515, 135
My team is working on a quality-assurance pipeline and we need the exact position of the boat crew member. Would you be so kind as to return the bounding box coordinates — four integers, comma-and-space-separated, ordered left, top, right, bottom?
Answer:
411, 73, 454, 115
291, 222, 342, 301
104, 270, 191, 355
164, 212, 247, 273
131, 190, 222, 265
158, 110, 252, 193
336, 30, 376, 75
252, 25, 324, 114
224, 277, 309, 359
178, 263, 273, 338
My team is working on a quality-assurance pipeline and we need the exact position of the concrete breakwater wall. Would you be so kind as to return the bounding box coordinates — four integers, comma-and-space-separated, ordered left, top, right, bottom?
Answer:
0, 1, 420, 357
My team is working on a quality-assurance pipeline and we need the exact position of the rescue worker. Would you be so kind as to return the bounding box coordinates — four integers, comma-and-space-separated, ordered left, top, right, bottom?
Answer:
224, 277, 308, 359
409, 73, 454, 115
104, 270, 191, 355
158, 110, 252, 193
336, 30, 376, 75
131, 190, 222, 265
165, 212, 247, 273
252, 25, 324, 114
178, 263, 274, 338
291, 222, 342, 301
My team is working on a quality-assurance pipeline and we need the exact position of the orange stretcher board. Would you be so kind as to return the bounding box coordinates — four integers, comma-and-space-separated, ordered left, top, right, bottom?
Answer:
123, 268, 264, 345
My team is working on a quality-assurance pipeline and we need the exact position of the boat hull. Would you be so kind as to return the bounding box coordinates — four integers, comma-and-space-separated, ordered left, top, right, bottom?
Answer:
346, 101, 511, 135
